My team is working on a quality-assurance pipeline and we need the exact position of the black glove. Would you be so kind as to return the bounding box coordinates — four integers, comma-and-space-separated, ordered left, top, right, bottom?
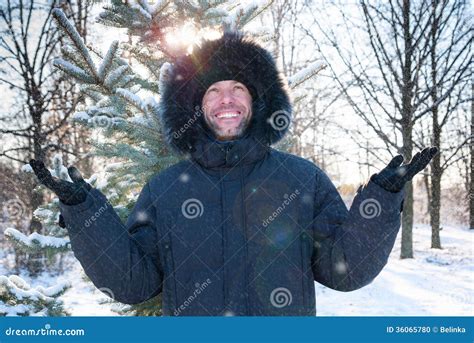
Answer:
371, 147, 438, 193
29, 159, 92, 206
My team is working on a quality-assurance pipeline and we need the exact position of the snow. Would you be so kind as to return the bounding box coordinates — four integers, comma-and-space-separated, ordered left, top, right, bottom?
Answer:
104, 65, 129, 88
224, 0, 272, 29
129, 115, 152, 126
9, 275, 30, 289
38, 280, 71, 297
33, 208, 54, 220
143, 96, 158, 108
288, 61, 326, 88
98, 40, 119, 80
316, 224, 473, 316
130, 3, 152, 22
158, 62, 173, 92
54, 258, 118, 316
52, 9, 98, 78
116, 88, 147, 113
4, 228, 70, 249
105, 162, 125, 172
53, 58, 94, 83
73, 111, 91, 122
21, 164, 33, 173
0, 251, 116, 316
0, 304, 30, 316
0, 275, 55, 302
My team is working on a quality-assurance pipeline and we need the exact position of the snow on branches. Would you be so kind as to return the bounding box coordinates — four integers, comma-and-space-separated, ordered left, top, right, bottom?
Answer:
0, 275, 70, 316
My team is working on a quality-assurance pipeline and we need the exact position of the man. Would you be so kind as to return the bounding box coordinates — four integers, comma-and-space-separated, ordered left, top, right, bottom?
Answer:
30, 31, 437, 316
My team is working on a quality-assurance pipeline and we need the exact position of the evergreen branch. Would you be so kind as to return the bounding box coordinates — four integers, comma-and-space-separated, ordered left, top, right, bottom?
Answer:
98, 40, 119, 81
53, 58, 96, 84
52, 9, 98, 79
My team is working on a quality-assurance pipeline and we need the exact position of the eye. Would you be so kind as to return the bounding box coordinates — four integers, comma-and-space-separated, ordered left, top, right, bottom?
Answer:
234, 84, 244, 91
207, 87, 218, 94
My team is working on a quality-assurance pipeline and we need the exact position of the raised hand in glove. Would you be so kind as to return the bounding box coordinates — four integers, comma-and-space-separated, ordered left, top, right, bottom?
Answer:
371, 147, 438, 193
29, 159, 92, 227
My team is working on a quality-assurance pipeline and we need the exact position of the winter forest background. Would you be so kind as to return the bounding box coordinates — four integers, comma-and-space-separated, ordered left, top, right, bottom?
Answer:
0, 0, 471, 316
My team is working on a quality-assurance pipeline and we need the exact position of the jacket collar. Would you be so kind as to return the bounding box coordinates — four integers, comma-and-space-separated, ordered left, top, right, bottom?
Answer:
190, 134, 269, 169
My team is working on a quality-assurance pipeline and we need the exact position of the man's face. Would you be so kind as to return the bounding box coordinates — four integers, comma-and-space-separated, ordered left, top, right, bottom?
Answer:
201, 80, 253, 141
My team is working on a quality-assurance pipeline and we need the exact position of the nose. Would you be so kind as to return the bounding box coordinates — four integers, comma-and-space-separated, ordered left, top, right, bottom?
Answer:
219, 88, 235, 104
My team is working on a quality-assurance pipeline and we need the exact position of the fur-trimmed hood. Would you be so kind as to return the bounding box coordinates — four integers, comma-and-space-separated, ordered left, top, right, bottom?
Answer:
159, 31, 292, 154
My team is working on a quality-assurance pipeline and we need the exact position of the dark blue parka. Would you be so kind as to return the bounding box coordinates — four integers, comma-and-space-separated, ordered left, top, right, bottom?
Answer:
59, 32, 405, 316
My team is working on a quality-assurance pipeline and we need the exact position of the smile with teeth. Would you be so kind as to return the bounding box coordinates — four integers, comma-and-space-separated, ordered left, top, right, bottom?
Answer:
215, 111, 241, 119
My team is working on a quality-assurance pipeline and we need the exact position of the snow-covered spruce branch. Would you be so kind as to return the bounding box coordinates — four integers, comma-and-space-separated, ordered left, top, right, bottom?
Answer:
53, 59, 96, 84
0, 275, 70, 302
132, 0, 154, 22
56, 41, 132, 93
4, 228, 70, 253
98, 41, 119, 81
52, 9, 99, 80
0, 275, 70, 316
105, 65, 130, 88
224, 0, 273, 31
115, 88, 150, 114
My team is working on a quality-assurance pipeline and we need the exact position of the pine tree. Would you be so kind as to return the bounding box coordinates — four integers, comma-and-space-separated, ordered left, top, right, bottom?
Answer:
2, 154, 77, 317
0, 275, 70, 316
0, 0, 94, 316
44, 0, 277, 316
25, 0, 323, 316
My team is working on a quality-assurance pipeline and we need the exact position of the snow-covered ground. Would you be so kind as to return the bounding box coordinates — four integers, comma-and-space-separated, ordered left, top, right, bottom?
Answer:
1, 224, 472, 316
0, 252, 116, 316
316, 224, 473, 316
59, 260, 118, 316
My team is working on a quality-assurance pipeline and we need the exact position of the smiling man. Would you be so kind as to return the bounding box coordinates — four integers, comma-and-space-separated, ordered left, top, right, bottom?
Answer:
30, 31, 437, 316
202, 80, 253, 141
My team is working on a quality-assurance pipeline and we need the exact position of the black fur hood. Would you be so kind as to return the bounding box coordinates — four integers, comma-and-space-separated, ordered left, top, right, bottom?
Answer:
159, 31, 292, 154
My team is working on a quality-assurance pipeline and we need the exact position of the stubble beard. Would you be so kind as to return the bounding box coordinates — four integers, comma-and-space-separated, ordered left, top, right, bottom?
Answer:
206, 115, 251, 141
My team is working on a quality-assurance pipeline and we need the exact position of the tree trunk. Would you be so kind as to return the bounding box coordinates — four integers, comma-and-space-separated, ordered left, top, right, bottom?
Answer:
27, 175, 45, 276
429, 0, 442, 248
470, 82, 474, 230
401, 129, 414, 259
400, 0, 415, 259
430, 162, 442, 248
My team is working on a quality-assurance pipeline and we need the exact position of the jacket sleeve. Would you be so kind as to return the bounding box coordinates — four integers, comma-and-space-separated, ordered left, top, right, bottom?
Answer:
311, 169, 405, 292
59, 182, 163, 304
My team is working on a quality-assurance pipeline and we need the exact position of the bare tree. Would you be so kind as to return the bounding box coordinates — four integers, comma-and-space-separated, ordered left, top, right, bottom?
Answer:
303, 0, 469, 258
267, 0, 347, 173
410, 0, 471, 244
0, 0, 93, 273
